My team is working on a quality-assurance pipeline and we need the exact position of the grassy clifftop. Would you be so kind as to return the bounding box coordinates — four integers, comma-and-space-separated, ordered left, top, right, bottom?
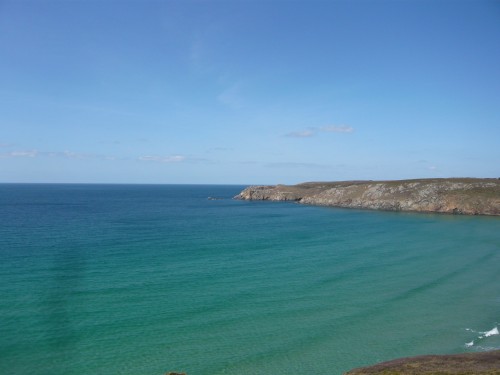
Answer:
235, 178, 500, 216
344, 350, 500, 374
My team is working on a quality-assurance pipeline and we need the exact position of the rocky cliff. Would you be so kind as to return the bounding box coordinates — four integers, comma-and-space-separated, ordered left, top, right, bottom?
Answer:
235, 178, 500, 216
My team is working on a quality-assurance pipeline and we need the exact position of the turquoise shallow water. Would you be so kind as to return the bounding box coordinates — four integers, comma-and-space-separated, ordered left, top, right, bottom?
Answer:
0, 184, 499, 375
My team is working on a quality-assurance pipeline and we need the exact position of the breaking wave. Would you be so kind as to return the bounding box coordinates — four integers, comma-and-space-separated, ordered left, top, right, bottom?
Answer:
464, 326, 499, 348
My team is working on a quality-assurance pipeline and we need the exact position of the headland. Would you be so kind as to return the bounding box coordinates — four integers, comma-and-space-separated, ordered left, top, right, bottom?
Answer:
235, 178, 500, 216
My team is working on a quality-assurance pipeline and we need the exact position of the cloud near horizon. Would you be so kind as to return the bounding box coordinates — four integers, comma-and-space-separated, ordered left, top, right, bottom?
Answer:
1, 150, 38, 158
47, 151, 91, 159
138, 155, 186, 163
321, 125, 354, 133
1, 148, 190, 164
1, 148, 120, 161
286, 124, 354, 138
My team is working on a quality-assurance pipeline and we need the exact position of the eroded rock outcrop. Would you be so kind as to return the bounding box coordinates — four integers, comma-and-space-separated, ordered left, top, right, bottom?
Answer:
235, 178, 500, 216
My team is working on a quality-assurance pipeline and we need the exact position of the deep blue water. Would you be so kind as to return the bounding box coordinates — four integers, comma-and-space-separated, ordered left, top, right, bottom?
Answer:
0, 184, 499, 375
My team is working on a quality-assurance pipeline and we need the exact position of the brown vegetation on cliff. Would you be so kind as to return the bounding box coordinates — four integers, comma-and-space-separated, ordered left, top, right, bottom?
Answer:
344, 350, 500, 374
235, 178, 500, 216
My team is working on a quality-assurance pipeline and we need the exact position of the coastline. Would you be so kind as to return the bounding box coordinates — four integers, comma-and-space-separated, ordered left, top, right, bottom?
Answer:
236, 178, 500, 372
235, 178, 500, 216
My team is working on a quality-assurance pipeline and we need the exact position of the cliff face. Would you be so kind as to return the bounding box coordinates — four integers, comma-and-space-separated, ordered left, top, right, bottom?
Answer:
235, 178, 500, 216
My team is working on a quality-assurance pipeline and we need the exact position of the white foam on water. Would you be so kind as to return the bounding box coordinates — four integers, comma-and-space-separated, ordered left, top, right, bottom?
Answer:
464, 326, 498, 347
483, 327, 499, 337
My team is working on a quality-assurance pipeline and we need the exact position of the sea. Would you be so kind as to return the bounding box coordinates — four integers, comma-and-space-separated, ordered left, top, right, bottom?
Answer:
0, 184, 499, 375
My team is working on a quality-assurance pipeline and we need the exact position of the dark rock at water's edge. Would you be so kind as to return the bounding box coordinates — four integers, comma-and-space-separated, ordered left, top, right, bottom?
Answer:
344, 350, 500, 374
234, 178, 500, 216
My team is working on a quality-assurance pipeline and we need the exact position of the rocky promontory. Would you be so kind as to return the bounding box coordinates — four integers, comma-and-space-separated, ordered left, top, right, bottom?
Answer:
235, 178, 500, 216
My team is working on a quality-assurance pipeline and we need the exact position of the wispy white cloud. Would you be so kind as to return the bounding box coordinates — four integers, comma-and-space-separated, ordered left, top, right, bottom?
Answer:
3, 147, 202, 165
138, 155, 186, 163
41, 150, 101, 160
320, 125, 354, 133
0, 148, 121, 161
1, 150, 38, 158
285, 124, 354, 138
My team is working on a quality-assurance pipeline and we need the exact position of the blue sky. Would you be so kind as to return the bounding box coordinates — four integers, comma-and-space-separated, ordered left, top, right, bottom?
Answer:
1, 0, 499, 184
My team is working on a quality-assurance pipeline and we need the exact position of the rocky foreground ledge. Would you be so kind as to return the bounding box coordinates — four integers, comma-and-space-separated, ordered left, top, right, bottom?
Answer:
343, 350, 500, 374
235, 178, 500, 216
